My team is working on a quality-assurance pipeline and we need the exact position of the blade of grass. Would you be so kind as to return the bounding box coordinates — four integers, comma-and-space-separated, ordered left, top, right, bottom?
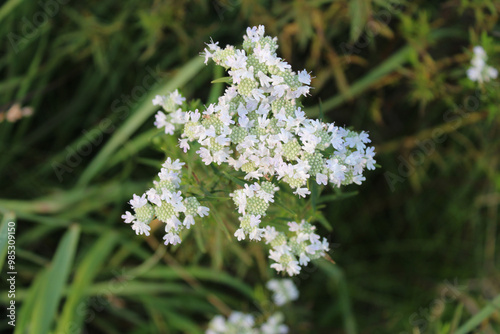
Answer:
56, 231, 118, 334
139, 266, 254, 299
0, 0, 23, 22
86, 281, 188, 296
349, 0, 370, 42
29, 224, 81, 334
314, 212, 333, 232
306, 45, 412, 116
163, 310, 203, 334
318, 191, 359, 203
14, 266, 46, 334
454, 294, 500, 334
317, 260, 357, 334
0, 181, 142, 216
208, 65, 225, 104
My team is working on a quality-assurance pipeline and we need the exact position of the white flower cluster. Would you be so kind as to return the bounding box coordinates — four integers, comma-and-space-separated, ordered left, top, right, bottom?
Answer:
122, 157, 209, 245
266, 279, 299, 306
147, 26, 375, 275
153, 90, 187, 135
206, 277, 298, 333
229, 183, 327, 275
205, 312, 288, 334
153, 25, 375, 196
467, 46, 498, 83
230, 181, 279, 241
207, 312, 288, 334
264, 220, 329, 276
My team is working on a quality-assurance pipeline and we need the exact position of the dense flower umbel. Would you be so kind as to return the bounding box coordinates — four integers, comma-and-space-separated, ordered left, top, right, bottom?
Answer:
155, 26, 375, 195
130, 26, 375, 275
467, 46, 498, 83
122, 157, 209, 245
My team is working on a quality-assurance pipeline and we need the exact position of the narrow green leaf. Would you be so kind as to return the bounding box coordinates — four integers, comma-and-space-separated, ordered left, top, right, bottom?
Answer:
349, 0, 370, 42
210, 76, 231, 84
163, 310, 203, 334
317, 260, 357, 334
0, 0, 23, 22
56, 231, 118, 334
14, 267, 46, 334
221, 171, 247, 187
454, 294, 500, 334
307, 46, 412, 116
208, 65, 226, 105
29, 225, 81, 334
310, 180, 319, 212
86, 281, 188, 296
318, 191, 359, 203
194, 224, 207, 253
314, 212, 333, 232
318, 98, 324, 122
274, 200, 297, 216
449, 302, 464, 333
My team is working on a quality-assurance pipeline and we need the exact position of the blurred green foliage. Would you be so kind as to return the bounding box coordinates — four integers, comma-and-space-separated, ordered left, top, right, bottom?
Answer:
0, 0, 499, 333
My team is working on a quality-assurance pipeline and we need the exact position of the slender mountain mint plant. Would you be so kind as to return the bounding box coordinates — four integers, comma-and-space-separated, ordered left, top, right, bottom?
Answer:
123, 26, 376, 276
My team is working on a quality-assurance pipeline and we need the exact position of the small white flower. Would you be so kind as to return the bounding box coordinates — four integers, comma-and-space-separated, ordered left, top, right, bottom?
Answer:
179, 138, 190, 152
169, 89, 186, 105
131, 221, 151, 236
163, 232, 181, 245
197, 206, 210, 217
293, 187, 310, 198
146, 188, 162, 206
297, 69, 311, 85
287, 221, 300, 232
263, 226, 279, 244
183, 215, 195, 229
316, 173, 328, 185
235, 229, 246, 241
121, 211, 135, 224
152, 95, 167, 106
284, 260, 301, 276
163, 157, 185, 170
473, 46, 486, 58
130, 194, 147, 208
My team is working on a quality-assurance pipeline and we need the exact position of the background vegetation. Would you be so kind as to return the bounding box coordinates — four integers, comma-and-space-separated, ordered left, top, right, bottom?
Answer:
1, 0, 499, 333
